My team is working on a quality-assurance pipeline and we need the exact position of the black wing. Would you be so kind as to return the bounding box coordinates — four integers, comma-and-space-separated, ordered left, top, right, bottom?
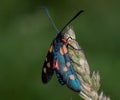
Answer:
42, 45, 54, 83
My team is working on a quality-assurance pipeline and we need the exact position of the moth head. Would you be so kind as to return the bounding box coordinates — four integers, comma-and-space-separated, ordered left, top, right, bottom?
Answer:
64, 26, 76, 41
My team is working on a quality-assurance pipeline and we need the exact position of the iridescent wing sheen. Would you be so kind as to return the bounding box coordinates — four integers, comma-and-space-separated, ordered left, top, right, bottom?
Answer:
42, 45, 54, 83
42, 34, 81, 92
54, 42, 81, 92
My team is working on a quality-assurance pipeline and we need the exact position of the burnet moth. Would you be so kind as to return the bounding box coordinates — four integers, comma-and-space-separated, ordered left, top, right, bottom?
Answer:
41, 7, 84, 92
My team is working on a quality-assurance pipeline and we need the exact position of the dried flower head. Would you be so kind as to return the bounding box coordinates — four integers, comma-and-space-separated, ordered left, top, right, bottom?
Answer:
64, 27, 110, 100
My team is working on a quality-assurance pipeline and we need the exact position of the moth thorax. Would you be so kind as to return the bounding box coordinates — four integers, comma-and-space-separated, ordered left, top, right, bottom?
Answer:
64, 27, 76, 40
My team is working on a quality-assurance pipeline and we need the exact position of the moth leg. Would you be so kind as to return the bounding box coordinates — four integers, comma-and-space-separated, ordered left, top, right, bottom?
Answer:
67, 43, 83, 51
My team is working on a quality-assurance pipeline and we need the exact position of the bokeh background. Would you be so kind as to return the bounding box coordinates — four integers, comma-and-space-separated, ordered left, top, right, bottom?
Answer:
0, 0, 120, 100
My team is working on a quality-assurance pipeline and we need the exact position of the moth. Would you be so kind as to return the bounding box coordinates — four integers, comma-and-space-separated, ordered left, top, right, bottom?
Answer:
41, 7, 84, 92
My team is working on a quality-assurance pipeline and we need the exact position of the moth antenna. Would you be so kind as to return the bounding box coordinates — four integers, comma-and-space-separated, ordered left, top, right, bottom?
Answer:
41, 6, 59, 33
60, 10, 84, 33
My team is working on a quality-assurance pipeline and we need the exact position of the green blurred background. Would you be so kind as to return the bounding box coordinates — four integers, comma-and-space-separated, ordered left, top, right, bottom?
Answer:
0, 0, 120, 100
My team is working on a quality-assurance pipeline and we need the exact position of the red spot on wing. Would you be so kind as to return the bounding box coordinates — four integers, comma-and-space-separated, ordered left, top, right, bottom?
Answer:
54, 59, 60, 70
62, 45, 67, 54
62, 38, 67, 43
49, 45, 53, 53
60, 44, 68, 55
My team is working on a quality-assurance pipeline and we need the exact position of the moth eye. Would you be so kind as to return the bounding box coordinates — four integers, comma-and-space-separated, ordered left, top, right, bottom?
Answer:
63, 66, 67, 72
70, 74, 75, 80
